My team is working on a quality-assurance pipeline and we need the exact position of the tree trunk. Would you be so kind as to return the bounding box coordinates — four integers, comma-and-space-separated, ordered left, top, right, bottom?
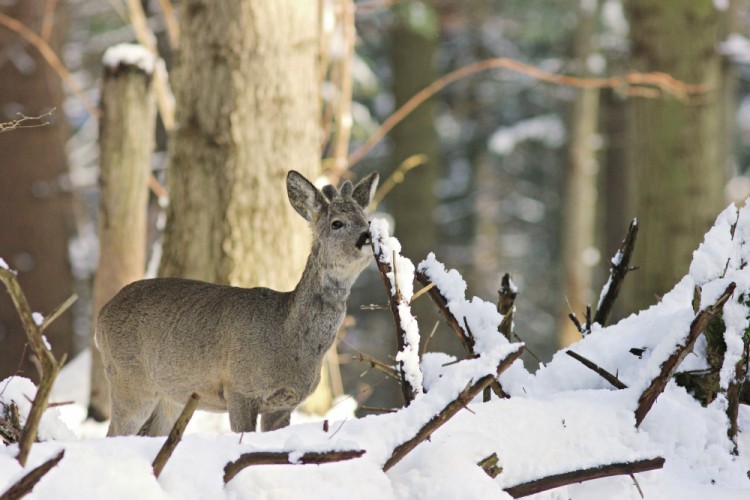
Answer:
389, 0, 440, 263
88, 47, 157, 421
559, 0, 601, 347
0, 1, 74, 381
624, 1, 726, 312
158, 0, 320, 292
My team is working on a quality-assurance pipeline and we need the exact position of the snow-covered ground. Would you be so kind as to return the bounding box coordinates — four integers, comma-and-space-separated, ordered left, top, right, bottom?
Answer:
3, 205, 750, 499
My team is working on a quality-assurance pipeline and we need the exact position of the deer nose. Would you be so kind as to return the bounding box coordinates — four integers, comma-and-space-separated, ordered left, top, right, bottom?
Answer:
356, 231, 371, 250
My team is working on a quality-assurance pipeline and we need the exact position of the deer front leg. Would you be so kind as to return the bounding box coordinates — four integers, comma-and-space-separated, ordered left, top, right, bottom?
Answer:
261, 409, 292, 432
227, 392, 260, 432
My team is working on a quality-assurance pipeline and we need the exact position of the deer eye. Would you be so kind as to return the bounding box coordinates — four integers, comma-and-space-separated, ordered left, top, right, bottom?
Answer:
331, 220, 344, 230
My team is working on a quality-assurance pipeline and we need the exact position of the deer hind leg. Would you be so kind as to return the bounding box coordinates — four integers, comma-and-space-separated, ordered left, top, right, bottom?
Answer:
138, 397, 181, 436
260, 409, 291, 432
107, 383, 159, 437
227, 392, 260, 432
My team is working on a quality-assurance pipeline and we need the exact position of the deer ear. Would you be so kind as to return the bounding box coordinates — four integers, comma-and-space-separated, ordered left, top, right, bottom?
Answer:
351, 172, 379, 209
287, 171, 328, 222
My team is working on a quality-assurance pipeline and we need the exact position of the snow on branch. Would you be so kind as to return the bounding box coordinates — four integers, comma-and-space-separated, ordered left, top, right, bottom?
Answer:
634, 282, 736, 427
370, 218, 423, 405
382, 344, 525, 472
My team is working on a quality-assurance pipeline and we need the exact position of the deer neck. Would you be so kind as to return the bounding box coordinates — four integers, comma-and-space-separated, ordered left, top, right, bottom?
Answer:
287, 244, 354, 343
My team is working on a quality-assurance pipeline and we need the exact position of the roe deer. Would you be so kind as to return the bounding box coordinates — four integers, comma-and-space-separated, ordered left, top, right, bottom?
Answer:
96, 170, 378, 436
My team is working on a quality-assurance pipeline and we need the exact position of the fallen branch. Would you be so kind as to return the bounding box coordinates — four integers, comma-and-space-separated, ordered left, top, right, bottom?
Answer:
594, 219, 639, 327
0, 450, 64, 500
503, 456, 665, 498
223, 449, 366, 483
382, 345, 525, 472
0, 265, 73, 466
565, 350, 627, 389
152, 393, 200, 478
634, 283, 735, 427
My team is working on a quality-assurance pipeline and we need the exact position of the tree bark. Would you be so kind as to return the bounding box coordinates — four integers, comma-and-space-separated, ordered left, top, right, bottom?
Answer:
88, 48, 157, 421
624, 1, 727, 312
159, 0, 320, 292
0, 0, 74, 382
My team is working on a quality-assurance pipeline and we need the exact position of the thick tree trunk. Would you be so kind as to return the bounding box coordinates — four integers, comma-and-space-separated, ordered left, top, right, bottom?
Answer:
559, 0, 601, 347
389, 1, 440, 263
0, 1, 74, 381
159, 0, 320, 291
624, 1, 726, 312
88, 48, 157, 421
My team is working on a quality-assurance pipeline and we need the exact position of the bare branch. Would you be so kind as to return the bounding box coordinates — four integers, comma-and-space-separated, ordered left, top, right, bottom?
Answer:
415, 271, 475, 355
594, 219, 639, 326
223, 449, 366, 483
503, 457, 665, 498
383, 345, 525, 472
152, 393, 200, 478
0, 450, 64, 500
565, 350, 627, 389
635, 283, 735, 427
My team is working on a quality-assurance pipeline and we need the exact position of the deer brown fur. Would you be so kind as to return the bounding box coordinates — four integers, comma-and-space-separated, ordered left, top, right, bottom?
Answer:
96, 170, 378, 436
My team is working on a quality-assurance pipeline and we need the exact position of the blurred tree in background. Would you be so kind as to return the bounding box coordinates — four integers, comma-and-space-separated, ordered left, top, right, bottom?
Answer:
0, 0, 75, 381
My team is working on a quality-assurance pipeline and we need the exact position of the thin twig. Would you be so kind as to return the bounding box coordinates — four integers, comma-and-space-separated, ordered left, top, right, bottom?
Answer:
152, 393, 200, 478
353, 353, 400, 380
40, 294, 77, 332
565, 350, 627, 389
0, 110, 55, 134
369, 154, 428, 211
156, 0, 180, 49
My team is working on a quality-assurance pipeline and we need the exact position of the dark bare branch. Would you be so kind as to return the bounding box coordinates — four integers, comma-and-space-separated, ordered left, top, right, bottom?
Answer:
594, 219, 639, 326
565, 350, 627, 389
726, 337, 750, 454
503, 456, 665, 498
223, 449, 366, 483
635, 283, 735, 427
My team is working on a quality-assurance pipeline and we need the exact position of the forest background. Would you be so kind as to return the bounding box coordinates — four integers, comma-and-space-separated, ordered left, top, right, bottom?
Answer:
1, 0, 749, 415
